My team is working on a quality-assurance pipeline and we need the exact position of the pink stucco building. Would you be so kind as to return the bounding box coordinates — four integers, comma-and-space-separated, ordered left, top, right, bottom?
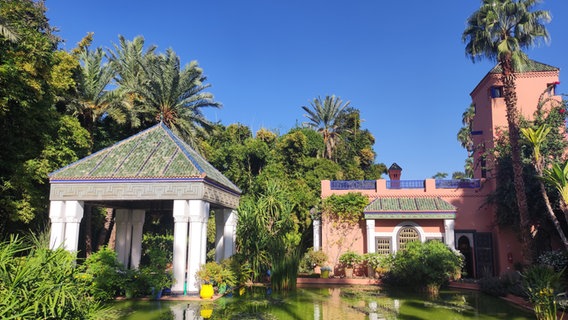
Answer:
317, 61, 562, 278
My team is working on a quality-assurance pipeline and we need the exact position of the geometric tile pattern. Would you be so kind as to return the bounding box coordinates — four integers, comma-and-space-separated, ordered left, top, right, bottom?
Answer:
49, 122, 240, 194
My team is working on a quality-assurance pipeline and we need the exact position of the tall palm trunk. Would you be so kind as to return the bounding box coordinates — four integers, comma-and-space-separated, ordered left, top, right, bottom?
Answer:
84, 205, 92, 256
501, 57, 534, 265
97, 208, 114, 250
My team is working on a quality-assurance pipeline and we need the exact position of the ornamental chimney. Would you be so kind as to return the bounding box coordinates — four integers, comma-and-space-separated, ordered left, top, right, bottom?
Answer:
388, 163, 402, 180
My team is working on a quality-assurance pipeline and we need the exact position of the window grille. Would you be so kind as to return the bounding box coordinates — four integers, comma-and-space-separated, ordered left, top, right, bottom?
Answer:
375, 238, 391, 255
398, 226, 419, 250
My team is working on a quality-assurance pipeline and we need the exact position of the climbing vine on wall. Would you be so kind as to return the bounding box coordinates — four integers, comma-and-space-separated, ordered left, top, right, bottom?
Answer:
322, 192, 368, 225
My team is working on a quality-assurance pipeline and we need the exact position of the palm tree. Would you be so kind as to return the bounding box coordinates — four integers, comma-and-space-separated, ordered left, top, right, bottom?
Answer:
135, 48, 221, 148
108, 35, 157, 129
457, 103, 475, 155
522, 125, 568, 249
463, 0, 551, 265
69, 46, 118, 137
302, 95, 350, 161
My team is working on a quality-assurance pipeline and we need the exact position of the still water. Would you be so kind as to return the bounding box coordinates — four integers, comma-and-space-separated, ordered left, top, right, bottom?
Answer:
113, 285, 533, 320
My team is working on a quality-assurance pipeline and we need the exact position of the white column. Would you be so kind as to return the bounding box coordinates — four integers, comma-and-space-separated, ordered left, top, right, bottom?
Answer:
187, 200, 209, 293
215, 209, 226, 262
49, 201, 65, 250
313, 219, 321, 251
223, 210, 237, 259
200, 207, 209, 266
172, 200, 190, 294
115, 209, 131, 267
444, 219, 456, 250
63, 200, 84, 252
130, 210, 145, 269
366, 219, 376, 253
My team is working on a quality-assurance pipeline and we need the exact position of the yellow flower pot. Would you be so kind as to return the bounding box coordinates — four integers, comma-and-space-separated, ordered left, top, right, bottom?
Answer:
200, 308, 213, 318
200, 283, 214, 299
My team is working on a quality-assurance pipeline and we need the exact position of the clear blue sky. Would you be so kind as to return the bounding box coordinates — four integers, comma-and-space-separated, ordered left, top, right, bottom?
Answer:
45, 1, 568, 180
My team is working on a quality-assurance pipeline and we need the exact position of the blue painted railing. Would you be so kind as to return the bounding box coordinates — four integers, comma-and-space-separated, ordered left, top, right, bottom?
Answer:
435, 179, 481, 189
386, 180, 424, 189
329, 179, 481, 190
330, 180, 376, 190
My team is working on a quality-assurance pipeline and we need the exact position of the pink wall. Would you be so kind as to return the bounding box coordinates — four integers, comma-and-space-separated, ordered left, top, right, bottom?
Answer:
470, 70, 561, 179
320, 178, 523, 276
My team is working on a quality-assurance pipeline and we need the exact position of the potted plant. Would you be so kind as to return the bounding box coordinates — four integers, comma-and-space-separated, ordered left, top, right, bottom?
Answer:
339, 251, 361, 278
363, 253, 393, 278
303, 248, 328, 274
139, 266, 172, 299
320, 266, 332, 279
196, 261, 236, 299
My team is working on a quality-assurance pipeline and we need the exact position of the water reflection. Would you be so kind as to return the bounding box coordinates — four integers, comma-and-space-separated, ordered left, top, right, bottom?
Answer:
114, 286, 533, 320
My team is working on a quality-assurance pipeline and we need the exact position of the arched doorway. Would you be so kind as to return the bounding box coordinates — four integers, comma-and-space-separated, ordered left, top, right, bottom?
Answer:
458, 235, 474, 278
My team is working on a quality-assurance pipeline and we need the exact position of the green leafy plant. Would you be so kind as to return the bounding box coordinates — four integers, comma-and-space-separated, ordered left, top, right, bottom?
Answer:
139, 233, 174, 295
303, 248, 328, 268
81, 246, 127, 301
363, 253, 393, 276
196, 261, 236, 291
339, 251, 362, 268
385, 241, 463, 295
0, 235, 109, 319
322, 192, 368, 225
522, 265, 565, 320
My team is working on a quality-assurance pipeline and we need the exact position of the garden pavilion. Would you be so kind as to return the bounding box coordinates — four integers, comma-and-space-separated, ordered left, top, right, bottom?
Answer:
47, 122, 241, 294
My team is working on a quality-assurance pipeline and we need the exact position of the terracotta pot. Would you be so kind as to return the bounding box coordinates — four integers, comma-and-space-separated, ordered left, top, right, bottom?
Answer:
200, 283, 214, 299
345, 267, 354, 278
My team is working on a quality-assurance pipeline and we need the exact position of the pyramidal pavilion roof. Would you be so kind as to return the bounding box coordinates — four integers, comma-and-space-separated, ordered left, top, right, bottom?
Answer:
49, 122, 241, 195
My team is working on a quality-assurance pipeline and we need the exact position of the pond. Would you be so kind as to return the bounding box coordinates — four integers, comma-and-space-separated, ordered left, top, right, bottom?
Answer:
112, 285, 533, 319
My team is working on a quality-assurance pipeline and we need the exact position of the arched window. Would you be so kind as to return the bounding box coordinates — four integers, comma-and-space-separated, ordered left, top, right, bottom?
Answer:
398, 226, 419, 250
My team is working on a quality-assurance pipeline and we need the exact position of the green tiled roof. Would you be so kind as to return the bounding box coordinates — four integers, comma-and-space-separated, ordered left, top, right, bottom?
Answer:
490, 60, 558, 74
364, 197, 455, 219
49, 122, 241, 194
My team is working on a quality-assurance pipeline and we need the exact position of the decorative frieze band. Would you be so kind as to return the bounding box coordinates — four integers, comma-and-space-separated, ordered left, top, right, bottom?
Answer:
50, 181, 240, 209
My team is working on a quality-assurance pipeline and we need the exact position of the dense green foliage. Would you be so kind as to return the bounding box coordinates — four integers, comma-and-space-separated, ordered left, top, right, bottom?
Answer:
81, 246, 127, 301
489, 103, 568, 253
322, 192, 368, 225
0, 236, 110, 319
385, 241, 463, 294
522, 264, 565, 320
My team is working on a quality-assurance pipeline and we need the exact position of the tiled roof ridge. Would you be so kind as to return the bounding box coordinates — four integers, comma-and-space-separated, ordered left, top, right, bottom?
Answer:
365, 196, 456, 212
159, 122, 206, 175
489, 59, 559, 74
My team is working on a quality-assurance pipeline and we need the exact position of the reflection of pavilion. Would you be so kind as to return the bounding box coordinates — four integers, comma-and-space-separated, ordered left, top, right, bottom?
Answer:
48, 122, 241, 294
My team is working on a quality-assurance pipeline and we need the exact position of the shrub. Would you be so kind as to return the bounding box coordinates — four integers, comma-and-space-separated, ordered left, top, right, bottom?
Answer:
538, 250, 568, 273
81, 246, 127, 301
522, 265, 565, 320
479, 276, 508, 297
300, 248, 328, 272
385, 241, 463, 294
